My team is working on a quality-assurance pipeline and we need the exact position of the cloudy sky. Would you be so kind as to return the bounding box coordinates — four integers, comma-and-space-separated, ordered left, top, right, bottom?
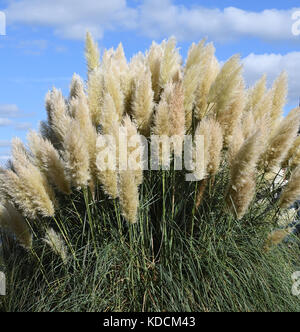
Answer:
0, 0, 300, 163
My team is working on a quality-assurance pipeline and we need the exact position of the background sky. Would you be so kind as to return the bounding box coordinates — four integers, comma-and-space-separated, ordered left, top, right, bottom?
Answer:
1, 0, 300, 164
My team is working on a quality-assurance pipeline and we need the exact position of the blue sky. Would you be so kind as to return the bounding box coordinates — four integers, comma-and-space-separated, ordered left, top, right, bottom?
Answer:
0, 0, 300, 163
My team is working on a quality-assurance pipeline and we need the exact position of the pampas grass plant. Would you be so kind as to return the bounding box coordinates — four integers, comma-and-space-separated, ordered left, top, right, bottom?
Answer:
1, 33, 300, 312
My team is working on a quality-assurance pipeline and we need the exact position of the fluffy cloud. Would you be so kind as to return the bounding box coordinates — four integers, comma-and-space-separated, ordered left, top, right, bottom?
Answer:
0, 118, 12, 126
0, 104, 21, 117
242, 52, 300, 106
138, 0, 299, 42
5, 0, 137, 39
4, 0, 300, 41
0, 104, 34, 129
0, 140, 11, 148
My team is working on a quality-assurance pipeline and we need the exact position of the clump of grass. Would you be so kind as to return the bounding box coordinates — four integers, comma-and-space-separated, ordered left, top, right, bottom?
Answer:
1, 33, 300, 312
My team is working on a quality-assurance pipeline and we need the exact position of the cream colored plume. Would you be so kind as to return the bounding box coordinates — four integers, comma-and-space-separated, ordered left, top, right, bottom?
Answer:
226, 130, 263, 219
122, 115, 144, 186
245, 74, 266, 112
146, 41, 164, 101
12, 138, 55, 217
45, 88, 72, 143
241, 111, 256, 141
217, 79, 245, 146
227, 124, 245, 165
87, 68, 103, 126
43, 228, 69, 265
194, 44, 219, 121
208, 55, 243, 118
0, 140, 55, 218
85, 32, 100, 74
185, 40, 205, 72
262, 108, 300, 171
102, 63, 125, 120
132, 66, 154, 136
282, 136, 300, 168
69, 73, 85, 101
252, 88, 273, 122
159, 37, 182, 90
96, 134, 118, 199
119, 170, 139, 224
63, 120, 91, 189
195, 118, 223, 177
0, 202, 32, 249
183, 40, 206, 129
101, 92, 121, 137
194, 118, 211, 178
279, 164, 300, 208
71, 93, 98, 180
28, 131, 71, 194
270, 72, 287, 131
153, 83, 174, 137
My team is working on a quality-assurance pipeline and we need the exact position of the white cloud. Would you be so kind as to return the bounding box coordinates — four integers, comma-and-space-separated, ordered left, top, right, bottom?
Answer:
0, 140, 10, 148
14, 122, 32, 131
0, 118, 12, 126
0, 104, 35, 118
5, 0, 137, 39
138, 0, 299, 42
242, 52, 300, 106
0, 104, 20, 117
4, 0, 300, 41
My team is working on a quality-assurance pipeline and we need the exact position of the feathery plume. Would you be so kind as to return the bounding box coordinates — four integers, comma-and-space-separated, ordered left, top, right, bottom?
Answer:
28, 131, 71, 194
245, 74, 266, 112
270, 72, 288, 131
122, 115, 144, 186
169, 82, 185, 138
45, 88, 72, 143
241, 111, 256, 140
226, 130, 263, 219
153, 83, 174, 137
101, 92, 121, 136
85, 32, 100, 74
282, 136, 300, 168
87, 68, 103, 126
119, 169, 139, 224
132, 66, 154, 136
159, 37, 182, 90
10, 138, 55, 217
194, 118, 211, 178
262, 108, 300, 171
217, 80, 245, 146
72, 94, 98, 180
0, 147, 55, 218
69, 73, 85, 101
207, 119, 223, 176
264, 229, 291, 252
227, 124, 245, 165
208, 55, 243, 118
63, 120, 90, 189
102, 64, 125, 120
185, 40, 205, 72
194, 44, 219, 121
146, 42, 164, 101
279, 164, 300, 208
0, 202, 32, 249
96, 134, 118, 199
183, 40, 206, 128
43, 228, 69, 265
